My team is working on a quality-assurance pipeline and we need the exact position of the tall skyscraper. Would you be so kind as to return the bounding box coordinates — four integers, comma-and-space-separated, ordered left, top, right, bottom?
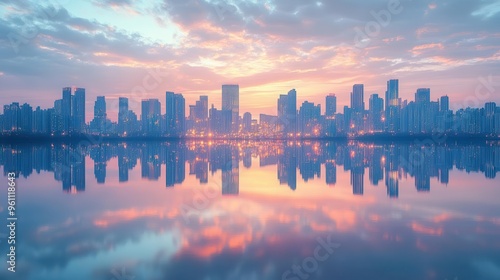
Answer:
277, 89, 297, 134
118, 97, 129, 135
73, 88, 86, 133
385, 80, 400, 133
141, 99, 161, 135
351, 84, 365, 112
166, 91, 185, 136
440, 95, 450, 112
369, 94, 384, 131
90, 96, 107, 133
222, 85, 239, 133
386, 79, 399, 109
62, 87, 72, 133
52, 99, 63, 133
326, 94, 337, 116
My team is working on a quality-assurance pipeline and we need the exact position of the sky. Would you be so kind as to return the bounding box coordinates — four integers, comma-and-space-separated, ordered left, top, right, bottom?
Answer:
1, 0, 500, 121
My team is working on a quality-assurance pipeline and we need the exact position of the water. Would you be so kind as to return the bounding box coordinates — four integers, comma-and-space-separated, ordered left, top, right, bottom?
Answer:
0, 141, 499, 280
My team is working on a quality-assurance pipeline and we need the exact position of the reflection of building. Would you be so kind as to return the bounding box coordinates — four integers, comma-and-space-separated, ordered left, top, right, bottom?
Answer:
278, 144, 297, 190
351, 167, 364, 195
1, 141, 500, 198
141, 144, 161, 180
224, 146, 240, 195
166, 143, 185, 187
325, 161, 336, 186
386, 170, 399, 198
369, 146, 384, 185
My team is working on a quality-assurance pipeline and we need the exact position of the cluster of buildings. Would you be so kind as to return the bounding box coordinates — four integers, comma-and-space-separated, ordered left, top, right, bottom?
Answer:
1, 80, 500, 137
1, 142, 499, 196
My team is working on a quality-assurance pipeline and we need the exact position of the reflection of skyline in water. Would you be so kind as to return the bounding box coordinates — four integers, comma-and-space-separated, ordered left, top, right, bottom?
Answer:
1, 141, 499, 197
0, 142, 499, 280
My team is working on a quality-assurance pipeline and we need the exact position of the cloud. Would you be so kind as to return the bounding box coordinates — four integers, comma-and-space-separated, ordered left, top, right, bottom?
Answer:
0, 0, 499, 116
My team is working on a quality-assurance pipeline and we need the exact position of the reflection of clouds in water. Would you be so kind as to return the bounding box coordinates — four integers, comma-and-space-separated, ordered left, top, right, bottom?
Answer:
472, 260, 500, 279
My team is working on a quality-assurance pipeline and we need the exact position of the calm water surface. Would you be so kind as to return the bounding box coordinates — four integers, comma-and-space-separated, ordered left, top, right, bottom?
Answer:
0, 141, 499, 280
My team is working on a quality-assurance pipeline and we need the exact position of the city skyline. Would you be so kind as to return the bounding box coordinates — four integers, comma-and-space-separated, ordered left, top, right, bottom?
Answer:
2, 79, 500, 137
1, 1, 500, 119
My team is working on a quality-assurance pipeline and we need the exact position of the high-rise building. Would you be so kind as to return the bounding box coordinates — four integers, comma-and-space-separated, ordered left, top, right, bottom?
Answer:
52, 99, 63, 133
385, 80, 400, 132
440, 95, 450, 112
3, 103, 20, 133
90, 96, 107, 133
415, 88, 431, 104
242, 112, 252, 133
165, 91, 185, 136
298, 101, 321, 136
118, 97, 129, 135
386, 79, 399, 109
188, 95, 208, 134
369, 94, 384, 132
495, 107, 500, 134
20, 103, 33, 133
326, 94, 337, 116
222, 85, 239, 133
209, 105, 232, 135
141, 99, 161, 135
351, 84, 365, 112
277, 89, 297, 134
73, 88, 86, 133
485, 102, 496, 134
62, 87, 72, 133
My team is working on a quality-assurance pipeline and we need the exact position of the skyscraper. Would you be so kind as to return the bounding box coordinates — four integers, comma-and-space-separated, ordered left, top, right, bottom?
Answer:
415, 88, 431, 104
369, 94, 384, 131
166, 91, 185, 136
385, 80, 400, 133
222, 85, 239, 133
326, 94, 337, 116
62, 87, 72, 133
90, 96, 107, 133
118, 97, 129, 135
73, 88, 86, 133
351, 84, 365, 112
415, 88, 432, 133
277, 89, 297, 134
386, 79, 399, 108
141, 99, 161, 135
440, 95, 450, 111
298, 101, 321, 135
